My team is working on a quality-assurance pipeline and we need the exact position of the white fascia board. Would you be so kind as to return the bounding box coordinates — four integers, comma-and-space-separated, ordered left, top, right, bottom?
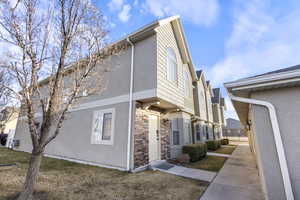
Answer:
232, 77, 300, 91
225, 69, 300, 89
158, 15, 180, 26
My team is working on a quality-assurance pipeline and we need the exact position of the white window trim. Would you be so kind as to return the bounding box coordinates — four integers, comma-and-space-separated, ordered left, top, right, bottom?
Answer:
91, 108, 115, 145
172, 118, 180, 146
166, 47, 178, 84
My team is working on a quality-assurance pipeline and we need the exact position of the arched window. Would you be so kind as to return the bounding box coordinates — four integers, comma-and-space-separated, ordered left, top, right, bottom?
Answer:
166, 48, 177, 82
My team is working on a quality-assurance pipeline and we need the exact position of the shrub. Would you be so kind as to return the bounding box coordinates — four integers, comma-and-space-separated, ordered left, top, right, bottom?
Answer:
221, 138, 229, 145
182, 143, 207, 162
217, 140, 222, 148
206, 140, 220, 151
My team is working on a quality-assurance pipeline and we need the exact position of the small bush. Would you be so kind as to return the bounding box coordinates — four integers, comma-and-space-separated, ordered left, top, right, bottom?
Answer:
221, 138, 229, 145
206, 140, 220, 151
217, 140, 222, 148
182, 143, 207, 162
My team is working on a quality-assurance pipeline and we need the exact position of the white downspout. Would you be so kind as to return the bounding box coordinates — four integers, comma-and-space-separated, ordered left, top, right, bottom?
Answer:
126, 38, 134, 171
227, 92, 294, 200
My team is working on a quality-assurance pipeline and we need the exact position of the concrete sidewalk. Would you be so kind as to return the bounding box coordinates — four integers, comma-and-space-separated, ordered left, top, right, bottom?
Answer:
151, 161, 216, 182
200, 144, 264, 200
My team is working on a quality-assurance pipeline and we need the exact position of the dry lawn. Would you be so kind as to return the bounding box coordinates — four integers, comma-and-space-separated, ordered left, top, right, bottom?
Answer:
0, 148, 208, 200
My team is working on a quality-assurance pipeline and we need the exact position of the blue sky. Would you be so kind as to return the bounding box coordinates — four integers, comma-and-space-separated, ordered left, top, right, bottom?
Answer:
94, 0, 300, 119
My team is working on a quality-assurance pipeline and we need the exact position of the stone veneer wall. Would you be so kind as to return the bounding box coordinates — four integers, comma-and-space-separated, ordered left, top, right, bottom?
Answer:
160, 118, 171, 160
134, 108, 171, 168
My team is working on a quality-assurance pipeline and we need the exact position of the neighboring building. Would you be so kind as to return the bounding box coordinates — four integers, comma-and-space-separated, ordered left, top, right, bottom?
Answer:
225, 64, 300, 200
193, 74, 226, 142
0, 107, 19, 148
193, 70, 209, 142
14, 16, 223, 171
204, 81, 214, 139
211, 88, 226, 139
222, 118, 246, 138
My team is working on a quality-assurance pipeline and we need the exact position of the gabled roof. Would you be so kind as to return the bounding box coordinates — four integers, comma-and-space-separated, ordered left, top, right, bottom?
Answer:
211, 88, 221, 104
212, 88, 220, 99
224, 64, 300, 126
196, 70, 203, 79
39, 15, 198, 86
116, 15, 197, 81
225, 64, 300, 91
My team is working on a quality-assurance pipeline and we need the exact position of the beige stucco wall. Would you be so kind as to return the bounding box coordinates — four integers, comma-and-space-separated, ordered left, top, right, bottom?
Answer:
250, 86, 300, 200
14, 102, 131, 169
77, 35, 157, 105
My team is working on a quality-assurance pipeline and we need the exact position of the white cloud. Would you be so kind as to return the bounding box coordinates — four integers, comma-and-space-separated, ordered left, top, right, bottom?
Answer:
133, 0, 139, 6
118, 4, 132, 22
107, 0, 132, 23
224, 96, 238, 119
108, 0, 124, 11
205, 0, 300, 119
143, 0, 219, 26
208, 0, 300, 87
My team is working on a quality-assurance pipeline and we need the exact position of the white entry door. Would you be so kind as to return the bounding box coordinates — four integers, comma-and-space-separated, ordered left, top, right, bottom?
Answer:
148, 115, 160, 162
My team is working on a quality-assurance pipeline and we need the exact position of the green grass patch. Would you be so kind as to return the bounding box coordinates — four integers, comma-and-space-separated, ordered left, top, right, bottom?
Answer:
209, 146, 236, 155
183, 156, 227, 172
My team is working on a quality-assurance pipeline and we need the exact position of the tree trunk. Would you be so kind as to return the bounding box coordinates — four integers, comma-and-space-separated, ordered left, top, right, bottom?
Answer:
17, 152, 43, 200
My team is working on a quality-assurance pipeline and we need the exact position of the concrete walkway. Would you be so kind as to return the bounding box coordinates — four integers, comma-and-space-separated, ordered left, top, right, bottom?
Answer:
151, 161, 216, 182
200, 144, 265, 200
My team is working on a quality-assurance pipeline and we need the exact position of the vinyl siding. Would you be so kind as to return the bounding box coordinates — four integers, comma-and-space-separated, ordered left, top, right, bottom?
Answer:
212, 104, 221, 123
156, 23, 194, 113
195, 79, 208, 121
206, 89, 214, 123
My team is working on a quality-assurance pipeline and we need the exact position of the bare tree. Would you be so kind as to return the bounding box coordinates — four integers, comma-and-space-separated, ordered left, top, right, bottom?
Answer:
0, 69, 9, 106
0, 69, 12, 133
0, 0, 126, 199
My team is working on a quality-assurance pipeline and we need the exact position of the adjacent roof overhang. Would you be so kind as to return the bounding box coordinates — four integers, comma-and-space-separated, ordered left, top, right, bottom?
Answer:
224, 68, 300, 125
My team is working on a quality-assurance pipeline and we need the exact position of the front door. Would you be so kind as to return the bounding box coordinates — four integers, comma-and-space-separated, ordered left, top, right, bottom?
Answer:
148, 115, 160, 162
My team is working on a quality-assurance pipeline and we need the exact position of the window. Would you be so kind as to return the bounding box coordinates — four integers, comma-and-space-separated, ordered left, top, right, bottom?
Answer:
166, 48, 178, 82
196, 124, 201, 141
206, 126, 209, 140
188, 123, 192, 143
172, 119, 180, 145
91, 108, 115, 145
102, 113, 112, 140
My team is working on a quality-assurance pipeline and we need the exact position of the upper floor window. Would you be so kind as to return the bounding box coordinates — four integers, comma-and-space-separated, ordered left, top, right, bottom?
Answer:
166, 48, 178, 82
184, 70, 192, 97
